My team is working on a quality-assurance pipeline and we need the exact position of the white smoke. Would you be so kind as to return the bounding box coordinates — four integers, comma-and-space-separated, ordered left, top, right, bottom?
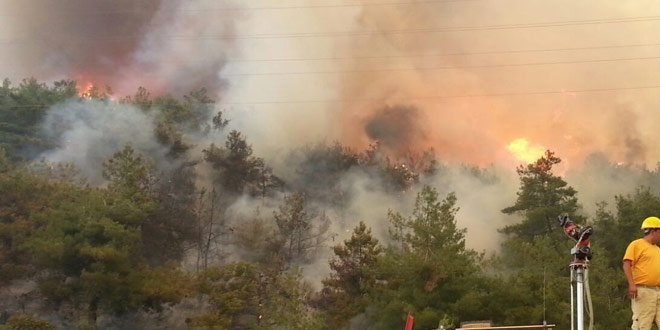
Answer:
39, 99, 168, 183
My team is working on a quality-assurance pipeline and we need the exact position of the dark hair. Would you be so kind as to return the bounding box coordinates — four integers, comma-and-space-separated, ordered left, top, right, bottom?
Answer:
644, 228, 660, 235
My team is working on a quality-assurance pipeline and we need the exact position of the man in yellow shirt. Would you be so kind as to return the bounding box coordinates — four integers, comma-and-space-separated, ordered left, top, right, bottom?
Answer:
623, 216, 660, 330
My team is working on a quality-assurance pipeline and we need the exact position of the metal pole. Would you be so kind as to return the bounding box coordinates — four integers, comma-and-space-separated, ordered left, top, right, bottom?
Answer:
558, 214, 592, 330
570, 267, 575, 330
575, 266, 584, 330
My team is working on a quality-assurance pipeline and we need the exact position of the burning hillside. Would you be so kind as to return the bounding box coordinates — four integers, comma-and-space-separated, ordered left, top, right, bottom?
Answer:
3, 0, 660, 170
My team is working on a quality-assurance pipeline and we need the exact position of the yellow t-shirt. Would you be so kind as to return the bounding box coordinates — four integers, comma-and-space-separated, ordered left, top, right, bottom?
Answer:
623, 238, 660, 286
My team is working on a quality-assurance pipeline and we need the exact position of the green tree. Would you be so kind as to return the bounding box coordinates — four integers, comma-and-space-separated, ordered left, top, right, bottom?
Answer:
146, 162, 199, 265
589, 187, 660, 329
483, 236, 571, 326
3, 314, 57, 330
273, 192, 329, 264
145, 88, 216, 159
491, 150, 584, 329
367, 186, 480, 330
101, 145, 158, 233
102, 145, 157, 206
0, 78, 77, 161
212, 110, 230, 130
0, 162, 67, 283
154, 119, 191, 158
501, 150, 582, 239
0, 147, 9, 173
120, 86, 152, 111
317, 221, 382, 329
26, 184, 190, 327
191, 262, 261, 329
26, 186, 129, 322
192, 187, 232, 271
151, 88, 214, 131
255, 266, 324, 330
192, 262, 322, 330
358, 141, 421, 193
204, 130, 281, 197
288, 142, 359, 208
232, 210, 278, 264
23, 149, 189, 327
595, 187, 660, 269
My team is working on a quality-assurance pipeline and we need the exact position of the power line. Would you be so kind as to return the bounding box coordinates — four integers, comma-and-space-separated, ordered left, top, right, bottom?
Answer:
0, 0, 486, 16
205, 15, 660, 39
3, 84, 660, 108
227, 42, 660, 63
5, 40, 660, 65
3, 15, 660, 44
183, 0, 482, 10
5, 39, 660, 66
220, 54, 660, 76
4, 46, 660, 77
3, 39, 660, 82
103, 15, 660, 39
217, 85, 660, 105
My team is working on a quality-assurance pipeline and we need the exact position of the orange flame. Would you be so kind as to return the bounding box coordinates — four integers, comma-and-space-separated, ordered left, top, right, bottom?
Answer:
506, 138, 545, 164
78, 81, 95, 98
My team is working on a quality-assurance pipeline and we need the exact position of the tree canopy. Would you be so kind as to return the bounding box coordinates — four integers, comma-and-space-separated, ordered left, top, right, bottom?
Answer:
0, 78, 655, 330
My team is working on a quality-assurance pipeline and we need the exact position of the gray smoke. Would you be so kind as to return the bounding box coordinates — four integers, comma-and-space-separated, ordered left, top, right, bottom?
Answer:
1, 0, 239, 96
39, 99, 169, 183
365, 105, 429, 157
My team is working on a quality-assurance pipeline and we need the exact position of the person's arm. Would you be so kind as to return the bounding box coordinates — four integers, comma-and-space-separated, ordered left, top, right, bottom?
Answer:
623, 259, 637, 299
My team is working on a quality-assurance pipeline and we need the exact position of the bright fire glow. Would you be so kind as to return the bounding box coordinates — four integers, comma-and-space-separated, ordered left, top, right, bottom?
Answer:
506, 138, 545, 164
78, 81, 94, 98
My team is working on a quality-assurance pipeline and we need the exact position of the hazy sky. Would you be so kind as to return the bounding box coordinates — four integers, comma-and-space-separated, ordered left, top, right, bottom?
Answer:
3, 0, 660, 253
3, 0, 660, 169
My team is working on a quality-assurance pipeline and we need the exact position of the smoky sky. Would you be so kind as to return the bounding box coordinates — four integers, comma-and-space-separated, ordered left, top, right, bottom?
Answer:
2, 0, 236, 95
6, 1, 160, 82
5, 0, 660, 183
5, 0, 660, 253
327, 0, 660, 169
6, 0, 660, 168
364, 105, 428, 156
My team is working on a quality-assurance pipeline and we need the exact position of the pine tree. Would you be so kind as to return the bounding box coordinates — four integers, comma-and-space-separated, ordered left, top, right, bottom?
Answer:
492, 150, 583, 329
367, 186, 480, 330
203, 130, 281, 197
501, 150, 582, 239
273, 192, 329, 264
318, 221, 382, 328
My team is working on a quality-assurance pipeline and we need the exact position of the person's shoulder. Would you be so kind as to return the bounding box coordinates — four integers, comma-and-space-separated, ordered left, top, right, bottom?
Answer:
627, 238, 646, 247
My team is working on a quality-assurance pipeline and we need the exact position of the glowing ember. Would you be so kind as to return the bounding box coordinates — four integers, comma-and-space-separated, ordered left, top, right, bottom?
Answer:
506, 138, 545, 164
78, 82, 94, 98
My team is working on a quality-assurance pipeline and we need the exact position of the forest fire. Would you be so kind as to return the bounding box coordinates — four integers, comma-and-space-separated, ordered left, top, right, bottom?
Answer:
1, 0, 659, 172
4, 1, 660, 329
78, 81, 95, 98
506, 138, 546, 164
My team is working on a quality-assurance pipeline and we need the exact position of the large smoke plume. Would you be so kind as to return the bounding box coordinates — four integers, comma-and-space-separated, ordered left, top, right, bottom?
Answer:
3, 0, 660, 258
332, 0, 660, 169
1, 0, 238, 95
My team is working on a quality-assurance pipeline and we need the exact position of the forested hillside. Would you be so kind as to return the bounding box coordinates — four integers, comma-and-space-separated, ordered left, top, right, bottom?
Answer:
1, 78, 660, 330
